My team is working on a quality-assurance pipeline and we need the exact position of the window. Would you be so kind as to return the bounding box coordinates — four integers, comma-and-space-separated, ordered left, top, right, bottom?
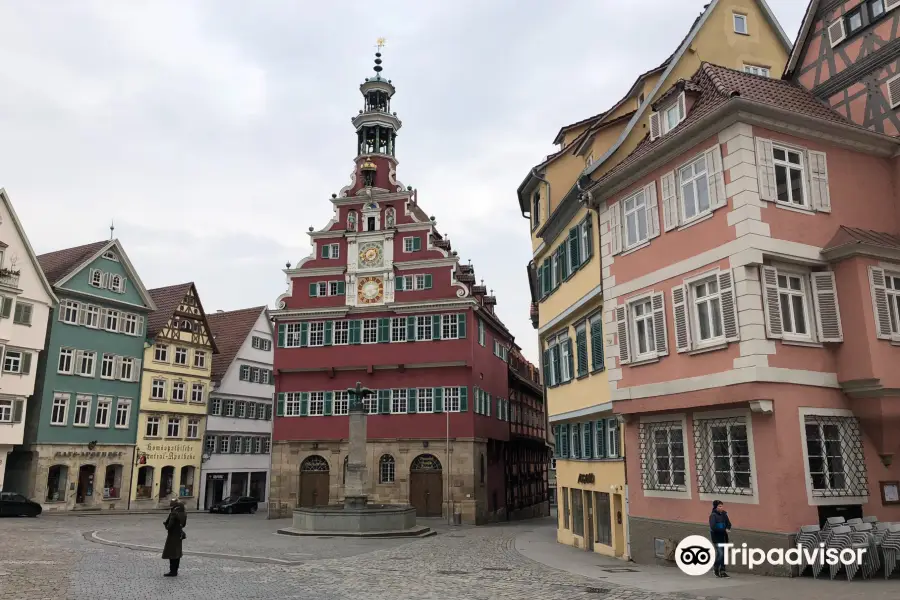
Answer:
174, 347, 188, 365
804, 414, 868, 497
679, 155, 709, 222
263, 438, 271, 454
91, 396, 110, 427
317, 282, 327, 296
285, 323, 303, 347
191, 383, 204, 403
692, 277, 724, 343
590, 316, 604, 372
321, 243, 340, 259
71, 395, 90, 426
333, 321, 349, 345
101, 354, 115, 379
51, 394, 69, 425
778, 273, 810, 338
123, 313, 139, 335
442, 314, 459, 339
478, 320, 485, 346
252, 336, 272, 351
631, 299, 656, 359
623, 190, 648, 248
103, 309, 119, 332
193, 350, 206, 368
694, 416, 751, 494
884, 271, 900, 335
575, 324, 588, 378
57, 348, 74, 374
309, 322, 325, 346
13, 302, 32, 325
362, 394, 378, 414
167, 416, 181, 438
78, 351, 96, 377
284, 393, 302, 417
172, 381, 186, 402
390, 317, 406, 342
84, 305, 100, 328
558, 337, 572, 382
253, 437, 262, 454
417, 388, 433, 413
379, 455, 395, 483
532, 191, 540, 229
102, 250, 118, 261
578, 217, 592, 264
665, 103, 681, 132
333, 391, 350, 415
391, 389, 407, 413
146, 416, 160, 437
224, 399, 235, 417
206, 435, 216, 453
115, 399, 131, 428
119, 356, 134, 380
151, 379, 166, 400
109, 274, 125, 293
246, 402, 257, 419
367, 216, 376, 231
90, 269, 103, 287
773, 145, 806, 207
154, 344, 168, 362
361, 319, 378, 344
444, 387, 461, 412
743, 64, 770, 77
870, 0, 886, 21
415, 315, 431, 341
0, 400, 12, 422
733, 12, 748, 34
641, 421, 686, 491
251, 367, 261, 383
846, 6, 864, 34
220, 437, 230, 453
403, 237, 421, 252
61, 300, 79, 324
329, 281, 341, 296
2, 350, 22, 373
210, 398, 221, 415
309, 392, 325, 416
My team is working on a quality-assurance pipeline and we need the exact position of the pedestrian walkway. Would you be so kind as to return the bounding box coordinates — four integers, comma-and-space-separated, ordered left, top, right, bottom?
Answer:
514, 522, 899, 600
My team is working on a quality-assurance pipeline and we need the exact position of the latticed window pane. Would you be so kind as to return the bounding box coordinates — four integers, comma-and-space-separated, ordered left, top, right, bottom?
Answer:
804, 415, 868, 498
640, 421, 686, 491
694, 416, 752, 495
379, 454, 395, 483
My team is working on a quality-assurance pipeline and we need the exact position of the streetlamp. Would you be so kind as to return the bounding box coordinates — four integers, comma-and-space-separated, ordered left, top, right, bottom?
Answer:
197, 451, 211, 511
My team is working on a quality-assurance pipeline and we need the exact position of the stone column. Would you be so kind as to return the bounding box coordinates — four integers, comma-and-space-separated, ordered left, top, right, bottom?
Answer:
344, 404, 368, 509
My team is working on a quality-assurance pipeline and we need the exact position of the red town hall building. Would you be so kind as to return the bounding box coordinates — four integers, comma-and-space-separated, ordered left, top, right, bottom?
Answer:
268, 52, 550, 524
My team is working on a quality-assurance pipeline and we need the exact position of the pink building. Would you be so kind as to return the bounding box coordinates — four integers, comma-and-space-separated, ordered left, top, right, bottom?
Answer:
578, 62, 900, 574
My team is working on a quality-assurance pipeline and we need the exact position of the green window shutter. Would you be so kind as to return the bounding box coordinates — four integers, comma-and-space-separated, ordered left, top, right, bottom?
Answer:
278, 324, 286, 348
496, 397, 501, 419
0, 297, 11, 319
586, 216, 594, 259
277, 393, 285, 416
541, 260, 551, 296
553, 426, 561, 458
396, 277, 405, 291
300, 392, 309, 416
378, 390, 390, 414
590, 320, 605, 371
585, 421, 594, 458
321, 245, 330, 259
561, 424, 570, 458
551, 346, 562, 385
309, 283, 318, 297
424, 274, 433, 289
300, 323, 309, 347
21, 352, 32, 375
337, 281, 346, 295
565, 338, 574, 381
576, 329, 588, 377
324, 391, 333, 416
378, 318, 390, 343
407, 388, 417, 413
324, 321, 334, 346
433, 387, 443, 413
486, 393, 491, 417
424, 316, 432, 340
12, 399, 24, 423
432, 315, 442, 340
569, 228, 580, 270
413, 237, 422, 251
542, 350, 552, 388
350, 320, 361, 344
458, 386, 468, 412
596, 420, 606, 457
571, 423, 580, 458
457, 313, 466, 338
406, 316, 415, 341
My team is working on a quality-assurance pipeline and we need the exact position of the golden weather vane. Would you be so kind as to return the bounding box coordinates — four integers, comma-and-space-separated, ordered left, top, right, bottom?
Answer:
376, 37, 387, 52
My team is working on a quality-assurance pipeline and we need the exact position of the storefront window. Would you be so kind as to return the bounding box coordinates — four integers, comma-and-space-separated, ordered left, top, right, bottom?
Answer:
46, 465, 68, 502
180, 466, 195, 497
572, 489, 584, 537
249, 471, 267, 501
561, 487, 570, 530
136, 466, 154, 499
595, 491, 612, 546
103, 465, 122, 499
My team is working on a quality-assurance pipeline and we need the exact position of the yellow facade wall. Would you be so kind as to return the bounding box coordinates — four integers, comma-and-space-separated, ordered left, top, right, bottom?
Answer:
555, 456, 627, 558
130, 328, 213, 505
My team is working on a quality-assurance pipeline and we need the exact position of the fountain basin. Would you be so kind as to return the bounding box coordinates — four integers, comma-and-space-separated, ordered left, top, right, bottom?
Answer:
276, 503, 434, 538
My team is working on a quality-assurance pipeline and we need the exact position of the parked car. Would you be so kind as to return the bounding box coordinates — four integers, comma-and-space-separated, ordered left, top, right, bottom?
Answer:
209, 495, 258, 514
0, 492, 42, 517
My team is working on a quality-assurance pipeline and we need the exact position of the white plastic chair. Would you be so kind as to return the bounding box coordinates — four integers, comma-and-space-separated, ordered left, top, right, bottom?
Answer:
883, 524, 900, 580
796, 525, 821, 576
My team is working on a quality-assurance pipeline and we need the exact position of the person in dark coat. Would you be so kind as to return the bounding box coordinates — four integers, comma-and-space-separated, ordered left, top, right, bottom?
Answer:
162, 498, 187, 577
709, 500, 732, 577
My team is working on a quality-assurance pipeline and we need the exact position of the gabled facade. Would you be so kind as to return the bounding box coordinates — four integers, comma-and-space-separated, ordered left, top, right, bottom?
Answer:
8, 239, 155, 511
583, 62, 900, 575
200, 306, 274, 510
131, 283, 218, 507
518, 0, 792, 559
269, 51, 546, 525
0, 189, 57, 492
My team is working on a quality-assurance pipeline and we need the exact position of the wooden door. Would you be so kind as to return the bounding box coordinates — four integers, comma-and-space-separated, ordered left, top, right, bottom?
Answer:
299, 472, 329, 507
409, 472, 442, 517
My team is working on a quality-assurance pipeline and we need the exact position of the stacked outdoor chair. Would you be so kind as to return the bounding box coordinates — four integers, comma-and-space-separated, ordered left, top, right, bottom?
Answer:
796, 524, 822, 576
883, 523, 900, 579
811, 517, 846, 579
863, 515, 879, 524
849, 522, 878, 579
824, 525, 853, 580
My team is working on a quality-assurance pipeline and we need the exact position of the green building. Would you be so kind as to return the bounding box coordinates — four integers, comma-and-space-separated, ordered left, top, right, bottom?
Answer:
6, 240, 156, 511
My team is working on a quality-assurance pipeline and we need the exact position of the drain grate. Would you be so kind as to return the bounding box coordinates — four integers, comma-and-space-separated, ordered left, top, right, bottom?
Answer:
437, 570, 469, 575
483, 567, 511, 571
585, 588, 610, 594
600, 567, 638, 573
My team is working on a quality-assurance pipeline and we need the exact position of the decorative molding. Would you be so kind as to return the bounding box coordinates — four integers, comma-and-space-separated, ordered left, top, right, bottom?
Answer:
749, 400, 774, 414
339, 166, 358, 198
283, 267, 346, 278
269, 307, 351, 321
388, 164, 406, 193
548, 402, 614, 422
394, 258, 458, 271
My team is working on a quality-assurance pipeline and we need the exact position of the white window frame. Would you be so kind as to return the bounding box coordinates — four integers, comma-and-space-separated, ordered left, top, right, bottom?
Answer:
798, 408, 869, 506
186, 418, 199, 439
193, 350, 206, 369
3, 349, 23, 374
174, 347, 188, 365
94, 396, 111, 428
308, 391, 325, 416
285, 323, 303, 347
104, 309, 119, 332
78, 351, 96, 377
284, 393, 301, 417
166, 416, 181, 438
57, 348, 74, 375
733, 12, 748, 34
154, 344, 168, 362
442, 314, 459, 339
640, 414, 692, 499
62, 301, 80, 324
390, 317, 406, 342
119, 357, 134, 381
333, 391, 349, 415
403, 237, 416, 253
415, 315, 431, 341
362, 319, 378, 344
689, 273, 726, 347
191, 382, 204, 403
772, 144, 809, 208
478, 320, 485, 346
414, 274, 426, 290
630, 296, 656, 360
123, 313, 138, 335
146, 415, 161, 438
308, 322, 325, 347
172, 381, 186, 402
73, 395, 91, 427
678, 153, 710, 224
51, 393, 69, 425
90, 269, 103, 287
444, 387, 461, 412
84, 305, 100, 328
579, 218, 591, 264
417, 388, 434, 413
100, 354, 115, 380
317, 282, 327, 297
109, 274, 125, 293
775, 266, 814, 342
558, 336, 572, 382
115, 399, 131, 428
391, 388, 407, 414
743, 64, 770, 77
151, 378, 167, 400
333, 321, 349, 345
622, 189, 649, 249
694, 409, 759, 504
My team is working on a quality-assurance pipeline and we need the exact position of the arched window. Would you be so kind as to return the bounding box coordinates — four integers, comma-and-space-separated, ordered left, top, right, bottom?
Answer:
46, 465, 68, 502
180, 465, 196, 497
136, 465, 154, 499
301, 455, 330, 472
379, 454, 395, 484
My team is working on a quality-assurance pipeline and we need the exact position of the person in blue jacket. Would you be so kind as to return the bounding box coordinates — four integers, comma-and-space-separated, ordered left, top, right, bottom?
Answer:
709, 500, 732, 577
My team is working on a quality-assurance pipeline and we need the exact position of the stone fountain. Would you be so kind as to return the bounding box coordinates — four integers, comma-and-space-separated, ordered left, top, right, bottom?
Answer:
277, 382, 433, 538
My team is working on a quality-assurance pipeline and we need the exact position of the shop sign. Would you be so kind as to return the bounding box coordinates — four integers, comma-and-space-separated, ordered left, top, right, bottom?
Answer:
207, 474, 227, 481
143, 442, 200, 462
54, 451, 124, 458
577, 473, 595, 485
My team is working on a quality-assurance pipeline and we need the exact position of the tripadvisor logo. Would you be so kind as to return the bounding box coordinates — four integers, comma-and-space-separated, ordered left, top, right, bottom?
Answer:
675, 535, 865, 576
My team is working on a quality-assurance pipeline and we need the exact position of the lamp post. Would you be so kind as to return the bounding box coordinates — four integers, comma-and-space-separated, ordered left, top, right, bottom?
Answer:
446, 405, 451, 524
197, 451, 211, 511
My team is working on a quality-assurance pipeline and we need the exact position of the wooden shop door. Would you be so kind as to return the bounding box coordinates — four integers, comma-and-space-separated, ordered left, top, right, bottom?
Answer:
409, 454, 443, 517
299, 455, 330, 507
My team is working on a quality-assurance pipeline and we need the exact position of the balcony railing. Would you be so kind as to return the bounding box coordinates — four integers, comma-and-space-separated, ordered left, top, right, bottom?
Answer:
0, 269, 20, 289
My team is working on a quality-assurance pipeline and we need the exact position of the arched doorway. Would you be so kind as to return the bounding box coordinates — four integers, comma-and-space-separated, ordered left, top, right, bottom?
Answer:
76, 464, 96, 504
299, 455, 330, 507
409, 454, 442, 517
160, 466, 175, 500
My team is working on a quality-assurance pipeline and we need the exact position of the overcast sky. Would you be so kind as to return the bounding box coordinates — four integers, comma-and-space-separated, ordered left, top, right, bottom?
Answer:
0, 0, 809, 363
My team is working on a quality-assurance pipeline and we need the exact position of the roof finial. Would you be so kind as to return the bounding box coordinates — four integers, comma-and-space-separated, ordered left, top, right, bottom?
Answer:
109, 220, 115, 240
373, 37, 386, 75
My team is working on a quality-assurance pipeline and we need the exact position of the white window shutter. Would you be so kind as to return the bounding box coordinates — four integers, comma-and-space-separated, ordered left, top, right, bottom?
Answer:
101, 272, 110, 288
58, 303, 66, 322
610, 202, 623, 255
718, 270, 740, 342
649, 112, 661, 141
661, 171, 679, 231
89, 269, 98, 285
137, 315, 145, 336
755, 137, 777, 201
120, 278, 127, 294
810, 271, 843, 342
705, 144, 727, 209
114, 356, 123, 379
827, 19, 847, 48
671, 284, 692, 353
77, 305, 86, 326
887, 74, 900, 109
133, 358, 142, 382
807, 151, 831, 213
760, 266, 783, 338
888, 0, 900, 11
868, 266, 893, 339
677, 92, 686, 121
75, 350, 84, 371
615, 305, 630, 365
99, 308, 107, 328
646, 182, 660, 239
651, 292, 668, 356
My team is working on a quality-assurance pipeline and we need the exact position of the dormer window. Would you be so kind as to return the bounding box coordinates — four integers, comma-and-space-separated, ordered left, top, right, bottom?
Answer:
531, 191, 541, 230
664, 102, 682, 133
108, 274, 126, 294
733, 13, 748, 35
650, 92, 686, 141
102, 251, 119, 262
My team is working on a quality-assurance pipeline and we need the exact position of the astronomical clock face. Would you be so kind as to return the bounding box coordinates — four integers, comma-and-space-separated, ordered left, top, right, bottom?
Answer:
357, 276, 384, 304
358, 241, 384, 268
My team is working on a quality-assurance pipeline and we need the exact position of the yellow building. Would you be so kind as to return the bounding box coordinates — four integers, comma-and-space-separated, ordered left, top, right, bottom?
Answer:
130, 282, 218, 507
518, 0, 791, 558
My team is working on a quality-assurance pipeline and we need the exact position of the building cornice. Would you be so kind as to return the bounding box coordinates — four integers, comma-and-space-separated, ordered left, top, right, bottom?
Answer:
549, 402, 614, 422
277, 360, 469, 374
822, 242, 900, 264
270, 298, 476, 321
59, 288, 154, 312
394, 258, 458, 271
283, 266, 346, 278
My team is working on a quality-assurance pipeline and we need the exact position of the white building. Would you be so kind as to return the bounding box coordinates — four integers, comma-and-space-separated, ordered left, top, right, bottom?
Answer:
200, 306, 274, 510
0, 189, 57, 491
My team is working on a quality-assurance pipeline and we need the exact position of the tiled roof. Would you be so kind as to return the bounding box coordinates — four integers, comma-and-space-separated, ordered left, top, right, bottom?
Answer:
36, 240, 108, 285
824, 226, 900, 252
206, 306, 267, 382
147, 283, 194, 338
592, 63, 854, 189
